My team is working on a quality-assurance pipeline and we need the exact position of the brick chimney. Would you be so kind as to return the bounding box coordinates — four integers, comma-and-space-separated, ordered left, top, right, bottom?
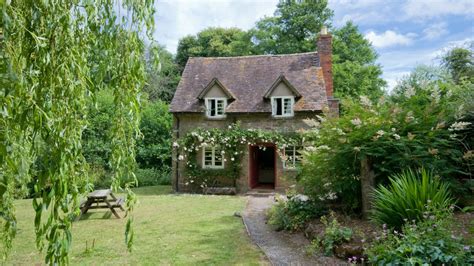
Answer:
317, 26, 333, 97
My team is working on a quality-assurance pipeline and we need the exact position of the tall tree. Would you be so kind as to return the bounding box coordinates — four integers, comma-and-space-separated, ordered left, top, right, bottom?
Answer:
145, 44, 181, 102
249, 0, 333, 54
332, 22, 386, 99
442, 47, 474, 83
0, 1, 157, 263
176, 27, 253, 70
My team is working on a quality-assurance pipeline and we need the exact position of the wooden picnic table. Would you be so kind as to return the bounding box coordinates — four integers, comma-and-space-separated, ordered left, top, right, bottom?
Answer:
76, 189, 125, 220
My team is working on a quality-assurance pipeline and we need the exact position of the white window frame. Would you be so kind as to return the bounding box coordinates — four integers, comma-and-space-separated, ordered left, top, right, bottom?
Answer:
283, 145, 302, 169
271, 96, 294, 117
202, 146, 225, 169
205, 98, 227, 118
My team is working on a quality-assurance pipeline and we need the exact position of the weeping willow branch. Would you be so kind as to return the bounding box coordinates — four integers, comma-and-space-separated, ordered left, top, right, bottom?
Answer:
0, 0, 157, 263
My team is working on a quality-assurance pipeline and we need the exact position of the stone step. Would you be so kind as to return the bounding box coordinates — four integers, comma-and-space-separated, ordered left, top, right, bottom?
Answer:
246, 190, 276, 197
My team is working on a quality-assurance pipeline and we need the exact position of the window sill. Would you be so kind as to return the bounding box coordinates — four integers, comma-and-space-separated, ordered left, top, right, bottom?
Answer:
272, 115, 294, 119
202, 166, 225, 170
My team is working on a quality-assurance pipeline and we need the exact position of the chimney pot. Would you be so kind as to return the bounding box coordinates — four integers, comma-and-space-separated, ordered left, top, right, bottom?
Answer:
321, 26, 328, 35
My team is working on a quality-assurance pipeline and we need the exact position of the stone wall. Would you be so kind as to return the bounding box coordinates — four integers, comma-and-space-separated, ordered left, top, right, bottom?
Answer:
172, 111, 321, 193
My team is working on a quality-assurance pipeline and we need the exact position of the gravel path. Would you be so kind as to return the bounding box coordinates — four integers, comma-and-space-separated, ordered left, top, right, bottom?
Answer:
242, 196, 346, 266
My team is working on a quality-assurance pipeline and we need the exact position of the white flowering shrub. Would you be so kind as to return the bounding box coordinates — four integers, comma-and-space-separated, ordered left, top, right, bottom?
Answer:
300, 79, 473, 212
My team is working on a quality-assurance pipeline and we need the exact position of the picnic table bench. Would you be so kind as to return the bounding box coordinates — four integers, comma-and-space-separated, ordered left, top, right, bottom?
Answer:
76, 189, 125, 220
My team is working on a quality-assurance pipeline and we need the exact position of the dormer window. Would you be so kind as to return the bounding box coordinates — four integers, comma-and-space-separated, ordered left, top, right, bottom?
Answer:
271, 96, 294, 117
205, 98, 227, 118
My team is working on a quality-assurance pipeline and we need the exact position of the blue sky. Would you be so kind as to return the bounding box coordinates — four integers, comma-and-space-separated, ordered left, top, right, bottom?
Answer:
153, 0, 474, 90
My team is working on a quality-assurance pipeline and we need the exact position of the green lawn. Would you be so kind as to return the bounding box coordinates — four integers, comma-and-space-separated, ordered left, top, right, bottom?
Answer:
7, 186, 266, 265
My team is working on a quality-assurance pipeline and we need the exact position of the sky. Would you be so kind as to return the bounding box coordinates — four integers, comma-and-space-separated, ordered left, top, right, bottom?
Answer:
153, 0, 474, 90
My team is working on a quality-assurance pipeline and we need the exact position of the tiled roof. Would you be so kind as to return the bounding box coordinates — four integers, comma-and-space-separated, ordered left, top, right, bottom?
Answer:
170, 52, 328, 113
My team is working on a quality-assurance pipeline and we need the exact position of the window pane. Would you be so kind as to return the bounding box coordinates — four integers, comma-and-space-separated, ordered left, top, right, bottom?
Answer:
276, 98, 282, 115
214, 149, 223, 166
210, 100, 216, 116
216, 100, 225, 115
204, 148, 213, 166
283, 98, 292, 115
285, 146, 295, 168
294, 146, 302, 166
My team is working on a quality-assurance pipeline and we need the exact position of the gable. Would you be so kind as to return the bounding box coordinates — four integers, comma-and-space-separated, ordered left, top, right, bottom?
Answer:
197, 78, 234, 100
271, 82, 293, 97
203, 84, 228, 98
263, 75, 302, 99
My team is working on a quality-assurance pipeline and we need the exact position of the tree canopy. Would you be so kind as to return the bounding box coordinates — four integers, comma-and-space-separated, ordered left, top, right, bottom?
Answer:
332, 22, 386, 99
442, 47, 474, 83
176, 27, 253, 70
144, 44, 181, 103
249, 0, 333, 54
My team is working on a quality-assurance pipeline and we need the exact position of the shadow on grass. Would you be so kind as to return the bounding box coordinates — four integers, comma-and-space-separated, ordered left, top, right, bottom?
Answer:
76, 211, 117, 221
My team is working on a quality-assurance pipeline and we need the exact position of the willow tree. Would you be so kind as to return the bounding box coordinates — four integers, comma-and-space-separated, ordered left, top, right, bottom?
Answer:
0, 1, 158, 264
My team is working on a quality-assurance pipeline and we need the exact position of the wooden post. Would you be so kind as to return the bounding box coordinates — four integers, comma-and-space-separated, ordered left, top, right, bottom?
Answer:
360, 157, 375, 219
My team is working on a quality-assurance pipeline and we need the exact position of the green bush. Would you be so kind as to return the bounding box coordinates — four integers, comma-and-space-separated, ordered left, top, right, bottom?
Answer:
367, 203, 473, 265
90, 166, 171, 189
312, 213, 353, 256
267, 194, 327, 231
299, 70, 472, 212
136, 100, 172, 169
82, 90, 173, 186
371, 168, 454, 228
135, 167, 171, 186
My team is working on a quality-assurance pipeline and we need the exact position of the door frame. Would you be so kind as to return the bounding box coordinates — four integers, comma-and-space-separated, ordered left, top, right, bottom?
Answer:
248, 143, 277, 189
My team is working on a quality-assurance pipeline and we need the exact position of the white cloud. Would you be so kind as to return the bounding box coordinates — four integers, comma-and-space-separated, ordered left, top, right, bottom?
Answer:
429, 37, 474, 59
404, 0, 474, 19
365, 30, 414, 48
422, 22, 449, 40
153, 0, 278, 53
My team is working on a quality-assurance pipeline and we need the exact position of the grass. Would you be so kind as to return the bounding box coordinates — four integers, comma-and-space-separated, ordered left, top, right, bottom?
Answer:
6, 186, 266, 265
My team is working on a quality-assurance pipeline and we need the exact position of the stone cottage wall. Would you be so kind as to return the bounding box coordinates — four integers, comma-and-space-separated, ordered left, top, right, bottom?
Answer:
172, 111, 321, 193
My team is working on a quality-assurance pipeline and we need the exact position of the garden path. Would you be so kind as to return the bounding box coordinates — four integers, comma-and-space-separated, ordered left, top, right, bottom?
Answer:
242, 196, 346, 266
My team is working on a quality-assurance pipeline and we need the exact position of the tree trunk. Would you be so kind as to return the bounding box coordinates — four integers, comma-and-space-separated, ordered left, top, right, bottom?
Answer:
360, 157, 375, 219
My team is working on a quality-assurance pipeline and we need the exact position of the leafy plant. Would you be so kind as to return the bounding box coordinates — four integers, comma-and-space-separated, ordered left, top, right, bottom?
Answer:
367, 203, 473, 265
267, 194, 327, 231
312, 213, 353, 256
1, 1, 156, 263
371, 168, 454, 228
299, 72, 472, 212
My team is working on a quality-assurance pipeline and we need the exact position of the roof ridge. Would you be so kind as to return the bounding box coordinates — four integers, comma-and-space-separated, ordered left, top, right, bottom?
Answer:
189, 51, 318, 60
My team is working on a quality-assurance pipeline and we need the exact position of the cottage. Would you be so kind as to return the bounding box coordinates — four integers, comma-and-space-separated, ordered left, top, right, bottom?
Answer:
170, 28, 338, 193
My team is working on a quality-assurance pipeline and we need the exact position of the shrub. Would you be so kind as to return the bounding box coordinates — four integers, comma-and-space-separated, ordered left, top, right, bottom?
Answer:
135, 167, 171, 186
90, 166, 171, 189
299, 74, 472, 213
367, 203, 473, 265
267, 194, 327, 231
312, 213, 353, 256
371, 168, 454, 228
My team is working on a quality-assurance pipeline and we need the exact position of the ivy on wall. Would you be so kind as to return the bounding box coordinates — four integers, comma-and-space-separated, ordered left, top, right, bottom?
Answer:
175, 123, 302, 190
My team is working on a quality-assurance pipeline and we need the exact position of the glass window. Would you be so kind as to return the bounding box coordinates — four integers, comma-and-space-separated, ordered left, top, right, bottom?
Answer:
283, 145, 302, 169
272, 97, 294, 117
205, 98, 227, 118
202, 146, 225, 169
